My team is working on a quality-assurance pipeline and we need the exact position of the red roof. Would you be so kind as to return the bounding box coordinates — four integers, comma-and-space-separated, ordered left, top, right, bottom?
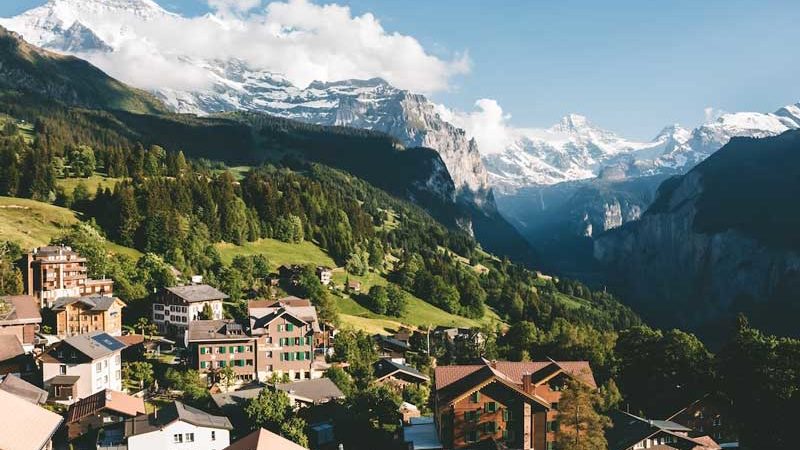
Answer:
224, 427, 308, 450
435, 360, 596, 390
116, 335, 145, 347
67, 390, 145, 422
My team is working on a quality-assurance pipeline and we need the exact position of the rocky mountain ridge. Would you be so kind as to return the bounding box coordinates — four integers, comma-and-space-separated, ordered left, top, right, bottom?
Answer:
1, 0, 492, 209
594, 130, 800, 341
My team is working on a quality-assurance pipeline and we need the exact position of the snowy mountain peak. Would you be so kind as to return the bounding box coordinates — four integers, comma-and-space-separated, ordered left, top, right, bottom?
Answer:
557, 113, 591, 130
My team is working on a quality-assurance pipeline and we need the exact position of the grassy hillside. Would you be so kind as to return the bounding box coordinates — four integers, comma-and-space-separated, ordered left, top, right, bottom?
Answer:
216, 237, 503, 334
0, 196, 141, 258
57, 174, 125, 196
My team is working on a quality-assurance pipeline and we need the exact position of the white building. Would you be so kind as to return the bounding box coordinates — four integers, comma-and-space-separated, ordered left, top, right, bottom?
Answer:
41, 331, 125, 404
152, 285, 228, 337
117, 401, 232, 450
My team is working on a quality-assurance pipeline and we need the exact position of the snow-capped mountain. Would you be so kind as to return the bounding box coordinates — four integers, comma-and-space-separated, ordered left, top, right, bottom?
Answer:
1, 0, 492, 208
484, 105, 800, 193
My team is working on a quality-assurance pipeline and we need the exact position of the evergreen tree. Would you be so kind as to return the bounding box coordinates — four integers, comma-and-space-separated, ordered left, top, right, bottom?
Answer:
555, 377, 611, 450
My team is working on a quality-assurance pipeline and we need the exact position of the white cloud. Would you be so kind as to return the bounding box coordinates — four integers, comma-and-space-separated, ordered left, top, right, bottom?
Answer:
703, 106, 726, 123
29, 0, 470, 94
439, 99, 514, 155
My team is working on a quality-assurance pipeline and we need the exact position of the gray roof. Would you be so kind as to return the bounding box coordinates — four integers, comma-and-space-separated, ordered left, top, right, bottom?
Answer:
186, 319, 250, 342
63, 331, 126, 360
606, 410, 700, 450
49, 375, 80, 385
275, 378, 345, 404
52, 295, 123, 311
374, 358, 430, 382
0, 374, 48, 404
166, 284, 229, 303
126, 401, 232, 437
403, 416, 443, 450
249, 301, 320, 334
211, 386, 263, 409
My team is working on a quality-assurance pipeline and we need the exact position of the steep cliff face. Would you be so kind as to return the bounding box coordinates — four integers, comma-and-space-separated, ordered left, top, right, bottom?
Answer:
594, 131, 800, 341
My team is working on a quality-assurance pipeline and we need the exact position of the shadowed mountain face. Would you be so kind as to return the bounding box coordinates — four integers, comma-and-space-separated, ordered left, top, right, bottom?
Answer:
594, 130, 800, 344
0, 26, 165, 114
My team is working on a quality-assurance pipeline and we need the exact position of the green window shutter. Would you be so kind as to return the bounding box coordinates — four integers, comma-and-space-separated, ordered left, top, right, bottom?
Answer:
306, 336, 312, 345
238, 346, 245, 353
229, 346, 235, 353
219, 346, 226, 354
503, 409, 509, 421
220, 361, 226, 368
200, 361, 206, 369
200, 347, 205, 355
305, 352, 311, 360
502, 430, 508, 440
287, 323, 294, 331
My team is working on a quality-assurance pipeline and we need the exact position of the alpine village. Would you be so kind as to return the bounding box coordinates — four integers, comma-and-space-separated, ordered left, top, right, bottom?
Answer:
0, 2, 798, 450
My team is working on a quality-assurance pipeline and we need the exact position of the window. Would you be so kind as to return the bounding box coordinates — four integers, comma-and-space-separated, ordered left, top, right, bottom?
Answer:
294, 337, 301, 346
485, 402, 497, 413
503, 409, 511, 421
713, 416, 722, 427
200, 347, 207, 355
173, 434, 183, 443
185, 433, 194, 442
116, 370, 121, 380
278, 324, 284, 332
306, 336, 312, 345
296, 352, 304, 361
115, 354, 121, 366
465, 410, 479, 422
266, 351, 272, 358
551, 402, 559, 411
219, 361, 227, 368
211, 431, 216, 441
200, 361, 207, 369
229, 346, 236, 353
466, 431, 479, 443
483, 422, 497, 433
286, 323, 294, 332
470, 391, 481, 403
305, 352, 311, 360
59, 364, 67, 375
219, 346, 226, 354
238, 345, 245, 353
547, 421, 558, 432
96, 362, 102, 373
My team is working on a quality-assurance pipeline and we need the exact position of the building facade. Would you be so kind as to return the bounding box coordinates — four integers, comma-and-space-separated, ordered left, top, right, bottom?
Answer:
186, 320, 257, 384
433, 359, 596, 450
152, 284, 228, 336
52, 295, 125, 338
249, 298, 322, 381
65, 389, 146, 441
117, 401, 232, 450
21, 246, 113, 308
41, 332, 125, 404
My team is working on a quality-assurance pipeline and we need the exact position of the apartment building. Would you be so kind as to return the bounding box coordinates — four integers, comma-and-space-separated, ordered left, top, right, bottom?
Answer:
249, 298, 323, 381
433, 359, 596, 450
52, 295, 125, 338
21, 246, 113, 308
41, 331, 125, 404
186, 320, 257, 384
152, 284, 228, 336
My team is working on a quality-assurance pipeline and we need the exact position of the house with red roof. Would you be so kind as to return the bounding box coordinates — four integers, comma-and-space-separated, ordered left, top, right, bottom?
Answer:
65, 389, 146, 441
432, 358, 596, 450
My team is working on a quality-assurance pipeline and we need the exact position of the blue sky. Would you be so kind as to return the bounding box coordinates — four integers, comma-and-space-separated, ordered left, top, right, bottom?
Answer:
3, 0, 799, 139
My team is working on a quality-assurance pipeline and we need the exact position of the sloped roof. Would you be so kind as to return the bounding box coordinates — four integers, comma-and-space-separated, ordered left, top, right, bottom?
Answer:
275, 377, 344, 403
249, 299, 320, 333
62, 331, 126, 360
186, 319, 250, 342
0, 389, 63, 450
374, 334, 410, 351
52, 295, 124, 311
434, 364, 550, 409
125, 401, 232, 437
0, 335, 24, 362
606, 410, 709, 450
166, 284, 229, 302
0, 295, 41, 325
224, 427, 308, 450
434, 360, 596, 390
374, 359, 429, 383
0, 374, 48, 404
67, 390, 145, 423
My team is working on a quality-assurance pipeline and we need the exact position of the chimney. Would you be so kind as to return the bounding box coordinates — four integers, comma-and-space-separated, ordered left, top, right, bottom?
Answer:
490, 359, 497, 369
522, 372, 533, 393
